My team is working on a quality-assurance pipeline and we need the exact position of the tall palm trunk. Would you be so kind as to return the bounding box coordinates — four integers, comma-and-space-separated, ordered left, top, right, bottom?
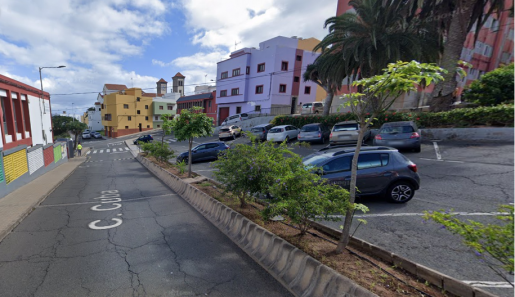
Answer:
322, 86, 335, 116
430, 0, 476, 112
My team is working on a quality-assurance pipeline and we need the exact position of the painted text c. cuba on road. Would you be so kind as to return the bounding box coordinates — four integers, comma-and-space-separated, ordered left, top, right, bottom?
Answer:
88, 190, 123, 230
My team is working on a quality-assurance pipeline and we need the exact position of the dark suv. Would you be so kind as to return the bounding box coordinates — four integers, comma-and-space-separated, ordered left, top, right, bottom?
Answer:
177, 142, 229, 163
302, 146, 420, 203
134, 135, 153, 144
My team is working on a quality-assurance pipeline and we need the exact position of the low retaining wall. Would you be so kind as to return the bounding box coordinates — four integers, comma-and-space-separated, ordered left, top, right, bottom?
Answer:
309, 221, 498, 297
421, 127, 514, 142
136, 155, 376, 297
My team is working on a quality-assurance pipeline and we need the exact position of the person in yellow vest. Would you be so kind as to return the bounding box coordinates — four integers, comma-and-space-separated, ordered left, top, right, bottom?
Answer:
77, 143, 82, 156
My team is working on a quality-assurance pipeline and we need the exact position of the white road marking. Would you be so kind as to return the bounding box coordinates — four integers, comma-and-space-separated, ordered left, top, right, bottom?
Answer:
106, 149, 110, 153
433, 141, 442, 160
462, 281, 514, 288
325, 212, 509, 219
86, 151, 91, 155
125, 147, 130, 150
419, 158, 464, 163
118, 148, 123, 151
38, 194, 176, 208
100, 150, 104, 153
93, 150, 97, 154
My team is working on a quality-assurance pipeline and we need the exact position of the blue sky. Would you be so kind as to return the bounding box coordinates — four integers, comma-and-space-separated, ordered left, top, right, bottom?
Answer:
0, 0, 337, 117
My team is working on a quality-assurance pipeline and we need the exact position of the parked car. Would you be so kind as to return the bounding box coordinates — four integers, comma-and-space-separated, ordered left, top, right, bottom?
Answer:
301, 102, 324, 114
84, 129, 91, 134
218, 125, 242, 141
91, 132, 102, 139
133, 135, 153, 144
329, 121, 370, 145
373, 121, 421, 152
298, 123, 331, 144
82, 132, 91, 139
303, 146, 420, 203
266, 125, 300, 143
222, 113, 249, 125
177, 142, 230, 163
250, 124, 273, 141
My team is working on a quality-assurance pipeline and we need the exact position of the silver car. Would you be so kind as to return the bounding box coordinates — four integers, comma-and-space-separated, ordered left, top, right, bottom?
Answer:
298, 123, 331, 144
301, 102, 324, 114
329, 121, 370, 144
373, 121, 421, 152
250, 124, 273, 141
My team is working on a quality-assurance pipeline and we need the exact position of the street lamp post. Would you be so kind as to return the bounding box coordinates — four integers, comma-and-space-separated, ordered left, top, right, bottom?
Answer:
39, 65, 65, 144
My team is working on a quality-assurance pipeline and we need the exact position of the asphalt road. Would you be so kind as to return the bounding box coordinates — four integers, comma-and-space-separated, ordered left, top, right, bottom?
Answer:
154, 131, 514, 297
0, 133, 292, 296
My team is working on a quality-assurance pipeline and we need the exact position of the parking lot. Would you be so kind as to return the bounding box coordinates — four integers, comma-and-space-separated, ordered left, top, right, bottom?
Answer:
143, 131, 514, 296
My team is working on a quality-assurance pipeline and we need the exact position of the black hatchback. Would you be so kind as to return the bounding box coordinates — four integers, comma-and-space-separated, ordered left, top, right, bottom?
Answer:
177, 142, 229, 163
134, 135, 153, 144
303, 146, 420, 203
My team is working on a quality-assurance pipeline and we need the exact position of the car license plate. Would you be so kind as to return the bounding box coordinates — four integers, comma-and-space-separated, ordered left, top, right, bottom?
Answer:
339, 135, 350, 139
389, 141, 404, 145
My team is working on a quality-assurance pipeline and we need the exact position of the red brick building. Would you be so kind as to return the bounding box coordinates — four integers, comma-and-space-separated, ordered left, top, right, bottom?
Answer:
176, 91, 217, 124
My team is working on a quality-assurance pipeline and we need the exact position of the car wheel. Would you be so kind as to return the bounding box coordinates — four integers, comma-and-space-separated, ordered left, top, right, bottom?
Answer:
321, 136, 325, 144
414, 146, 421, 153
233, 134, 236, 140
387, 181, 415, 203
315, 111, 319, 114
285, 136, 290, 143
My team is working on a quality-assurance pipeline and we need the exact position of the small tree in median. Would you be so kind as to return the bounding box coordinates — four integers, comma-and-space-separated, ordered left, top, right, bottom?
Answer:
171, 107, 213, 178
67, 121, 88, 150
336, 61, 446, 253
160, 113, 174, 145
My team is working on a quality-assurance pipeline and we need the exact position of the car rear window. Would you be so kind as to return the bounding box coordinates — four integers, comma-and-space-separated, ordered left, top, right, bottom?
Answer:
302, 103, 312, 108
380, 126, 415, 134
301, 125, 319, 132
220, 128, 230, 132
251, 127, 264, 132
269, 128, 284, 133
333, 124, 358, 131
241, 113, 248, 117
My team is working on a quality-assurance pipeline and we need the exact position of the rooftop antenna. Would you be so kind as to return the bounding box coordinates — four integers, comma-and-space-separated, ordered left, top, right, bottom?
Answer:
235, 40, 241, 50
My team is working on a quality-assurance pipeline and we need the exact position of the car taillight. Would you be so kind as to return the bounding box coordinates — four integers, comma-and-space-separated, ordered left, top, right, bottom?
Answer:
312, 106, 315, 111
263, 130, 266, 134
375, 135, 382, 140
225, 145, 230, 149
298, 134, 301, 139
410, 132, 420, 138
408, 164, 417, 172
318, 133, 321, 138
330, 133, 333, 138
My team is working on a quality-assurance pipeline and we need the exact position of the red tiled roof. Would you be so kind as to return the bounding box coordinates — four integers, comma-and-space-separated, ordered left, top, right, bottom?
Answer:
104, 84, 128, 90
173, 72, 185, 78
157, 78, 167, 83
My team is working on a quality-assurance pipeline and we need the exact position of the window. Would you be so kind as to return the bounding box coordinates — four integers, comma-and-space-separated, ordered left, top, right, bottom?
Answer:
255, 85, 264, 94
236, 106, 242, 113
98, 108, 101, 111
231, 88, 239, 96
357, 154, 387, 170
322, 157, 351, 173
220, 90, 227, 97
157, 125, 161, 128
294, 76, 300, 82
125, 126, 129, 129
145, 116, 149, 120
208, 101, 211, 108
145, 105, 148, 109
137, 110, 141, 114
159, 106, 163, 110
304, 86, 311, 94
179, 81, 183, 86
492, 19, 499, 31
257, 63, 265, 72
255, 105, 261, 112
101, 104, 104, 109
484, 45, 493, 57
221, 71, 228, 79
104, 114, 112, 121
147, 125, 150, 128
128, 116, 132, 121
232, 68, 240, 76
136, 97, 140, 102
279, 84, 287, 93
155, 116, 159, 120
296, 55, 302, 61
167, 106, 173, 110
179, 90, 182, 94
246, 67, 250, 74
123, 104, 129, 109
281, 61, 288, 71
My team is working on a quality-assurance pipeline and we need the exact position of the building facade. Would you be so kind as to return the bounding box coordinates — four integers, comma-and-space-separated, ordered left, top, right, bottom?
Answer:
172, 73, 185, 96
86, 102, 103, 131
176, 91, 217, 125
152, 93, 180, 128
215, 36, 324, 122
101, 88, 153, 138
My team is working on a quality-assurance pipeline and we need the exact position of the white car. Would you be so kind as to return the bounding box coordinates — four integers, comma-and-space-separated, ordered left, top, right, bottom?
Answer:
222, 113, 249, 125
266, 125, 300, 143
82, 132, 91, 139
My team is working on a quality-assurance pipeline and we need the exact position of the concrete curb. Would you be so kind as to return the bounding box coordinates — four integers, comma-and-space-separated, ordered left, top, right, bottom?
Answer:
0, 159, 85, 243
308, 221, 499, 297
135, 155, 377, 297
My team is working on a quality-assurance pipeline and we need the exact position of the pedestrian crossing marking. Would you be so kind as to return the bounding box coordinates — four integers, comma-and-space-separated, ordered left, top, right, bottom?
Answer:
100, 150, 104, 153
118, 148, 123, 151
93, 150, 97, 154
125, 148, 129, 150
85, 157, 135, 163
106, 149, 110, 153
86, 151, 91, 155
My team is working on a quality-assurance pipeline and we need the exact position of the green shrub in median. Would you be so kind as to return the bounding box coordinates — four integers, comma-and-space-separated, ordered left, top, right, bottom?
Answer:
140, 141, 175, 163
270, 104, 514, 128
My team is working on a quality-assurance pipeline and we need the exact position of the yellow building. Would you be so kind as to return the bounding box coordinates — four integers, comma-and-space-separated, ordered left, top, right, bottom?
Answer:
82, 112, 88, 126
101, 88, 153, 138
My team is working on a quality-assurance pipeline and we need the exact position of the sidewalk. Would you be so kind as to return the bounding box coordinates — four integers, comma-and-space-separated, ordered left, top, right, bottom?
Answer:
0, 151, 89, 242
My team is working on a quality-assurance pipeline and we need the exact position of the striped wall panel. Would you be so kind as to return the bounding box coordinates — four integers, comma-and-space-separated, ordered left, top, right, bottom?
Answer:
28, 147, 44, 175
54, 146, 61, 163
4, 149, 28, 184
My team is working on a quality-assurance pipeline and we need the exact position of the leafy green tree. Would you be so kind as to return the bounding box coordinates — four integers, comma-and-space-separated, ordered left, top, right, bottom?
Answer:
67, 120, 88, 150
171, 107, 213, 177
424, 205, 514, 281
314, 0, 441, 80
409, 0, 506, 111
336, 61, 446, 253
141, 141, 175, 163
52, 115, 73, 138
160, 113, 174, 145
303, 61, 339, 116
462, 64, 514, 106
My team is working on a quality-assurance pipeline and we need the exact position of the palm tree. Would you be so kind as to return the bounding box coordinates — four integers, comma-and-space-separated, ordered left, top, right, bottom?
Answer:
313, 0, 441, 81
410, 0, 506, 111
303, 60, 340, 116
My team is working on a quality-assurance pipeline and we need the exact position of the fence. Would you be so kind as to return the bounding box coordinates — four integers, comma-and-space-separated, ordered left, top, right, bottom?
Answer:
247, 106, 293, 118
0, 142, 68, 198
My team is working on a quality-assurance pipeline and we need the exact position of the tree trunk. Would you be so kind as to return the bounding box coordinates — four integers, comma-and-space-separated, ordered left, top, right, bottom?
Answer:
322, 87, 335, 116
336, 119, 367, 253
188, 138, 193, 178
430, 1, 476, 112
